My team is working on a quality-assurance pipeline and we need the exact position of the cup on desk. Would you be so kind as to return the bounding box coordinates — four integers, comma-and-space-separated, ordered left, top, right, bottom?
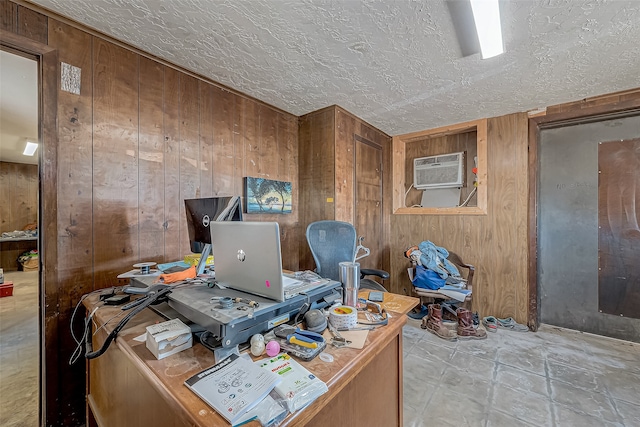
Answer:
339, 262, 359, 307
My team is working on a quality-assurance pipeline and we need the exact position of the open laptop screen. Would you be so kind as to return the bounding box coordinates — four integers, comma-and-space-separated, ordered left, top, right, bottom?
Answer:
210, 221, 285, 302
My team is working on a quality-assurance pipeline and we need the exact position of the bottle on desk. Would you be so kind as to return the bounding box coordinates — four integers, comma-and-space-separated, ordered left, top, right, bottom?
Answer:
339, 262, 359, 307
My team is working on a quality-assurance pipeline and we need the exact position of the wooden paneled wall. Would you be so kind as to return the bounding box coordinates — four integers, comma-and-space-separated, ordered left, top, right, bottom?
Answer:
0, 161, 38, 270
0, 161, 38, 231
298, 106, 392, 276
390, 113, 530, 323
3, 2, 299, 425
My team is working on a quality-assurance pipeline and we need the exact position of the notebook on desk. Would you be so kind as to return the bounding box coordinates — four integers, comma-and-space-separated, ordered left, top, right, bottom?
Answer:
211, 222, 325, 302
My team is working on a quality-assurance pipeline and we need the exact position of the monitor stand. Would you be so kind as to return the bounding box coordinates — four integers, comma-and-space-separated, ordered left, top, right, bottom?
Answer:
195, 243, 212, 276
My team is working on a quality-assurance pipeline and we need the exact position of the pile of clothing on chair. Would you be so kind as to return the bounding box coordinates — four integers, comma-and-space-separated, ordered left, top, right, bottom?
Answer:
404, 241, 466, 290
404, 241, 485, 339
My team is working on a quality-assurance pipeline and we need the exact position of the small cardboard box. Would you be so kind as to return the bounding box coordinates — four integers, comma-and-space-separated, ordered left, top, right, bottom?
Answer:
0, 282, 13, 298
146, 318, 192, 360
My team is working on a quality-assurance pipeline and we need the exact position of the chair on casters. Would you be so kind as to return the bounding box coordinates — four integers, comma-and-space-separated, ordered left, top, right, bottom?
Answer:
306, 220, 389, 292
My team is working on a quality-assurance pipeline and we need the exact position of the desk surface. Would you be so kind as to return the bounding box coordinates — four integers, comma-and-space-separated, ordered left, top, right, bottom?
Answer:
85, 290, 418, 427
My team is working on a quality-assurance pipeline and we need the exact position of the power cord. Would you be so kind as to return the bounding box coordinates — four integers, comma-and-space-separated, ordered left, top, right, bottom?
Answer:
69, 287, 119, 365
457, 186, 477, 207
85, 286, 173, 359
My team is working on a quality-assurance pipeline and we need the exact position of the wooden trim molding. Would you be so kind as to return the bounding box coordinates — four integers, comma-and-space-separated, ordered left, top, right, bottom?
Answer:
0, 28, 59, 427
392, 118, 488, 215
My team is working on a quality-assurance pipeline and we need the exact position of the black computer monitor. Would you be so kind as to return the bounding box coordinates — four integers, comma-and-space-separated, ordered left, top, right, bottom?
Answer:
184, 196, 243, 254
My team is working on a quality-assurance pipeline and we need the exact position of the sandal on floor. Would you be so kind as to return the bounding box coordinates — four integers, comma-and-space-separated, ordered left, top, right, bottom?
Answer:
482, 316, 498, 332
497, 317, 529, 332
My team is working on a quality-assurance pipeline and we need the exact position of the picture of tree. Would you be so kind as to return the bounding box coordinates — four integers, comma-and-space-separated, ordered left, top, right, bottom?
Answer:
244, 177, 292, 214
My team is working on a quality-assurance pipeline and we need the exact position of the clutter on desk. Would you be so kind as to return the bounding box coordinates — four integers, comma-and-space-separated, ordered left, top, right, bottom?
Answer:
184, 252, 214, 267
184, 353, 282, 426
146, 318, 193, 360
265, 327, 326, 361
157, 265, 197, 284
258, 353, 328, 413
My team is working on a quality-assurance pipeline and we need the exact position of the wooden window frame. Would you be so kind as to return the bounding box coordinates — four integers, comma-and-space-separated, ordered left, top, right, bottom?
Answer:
392, 118, 487, 215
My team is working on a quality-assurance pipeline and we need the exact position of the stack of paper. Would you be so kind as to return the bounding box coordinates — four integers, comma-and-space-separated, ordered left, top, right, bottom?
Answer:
185, 354, 282, 426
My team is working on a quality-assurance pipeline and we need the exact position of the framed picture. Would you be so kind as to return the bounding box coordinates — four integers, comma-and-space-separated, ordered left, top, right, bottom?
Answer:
244, 177, 292, 214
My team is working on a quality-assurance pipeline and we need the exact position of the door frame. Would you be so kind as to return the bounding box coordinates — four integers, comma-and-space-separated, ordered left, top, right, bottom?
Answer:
0, 29, 59, 426
353, 134, 384, 270
527, 98, 640, 330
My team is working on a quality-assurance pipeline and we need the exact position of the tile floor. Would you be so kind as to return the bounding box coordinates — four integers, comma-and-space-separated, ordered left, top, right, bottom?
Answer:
2, 273, 640, 427
0, 270, 39, 427
402, 316, 640, 427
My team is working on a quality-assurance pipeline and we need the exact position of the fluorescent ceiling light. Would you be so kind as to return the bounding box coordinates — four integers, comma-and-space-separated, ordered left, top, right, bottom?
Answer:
470, 0, 504, 59
23, 141, 38, 156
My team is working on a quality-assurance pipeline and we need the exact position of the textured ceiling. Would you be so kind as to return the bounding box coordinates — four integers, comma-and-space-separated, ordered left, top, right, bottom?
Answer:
26, 0, 640, 135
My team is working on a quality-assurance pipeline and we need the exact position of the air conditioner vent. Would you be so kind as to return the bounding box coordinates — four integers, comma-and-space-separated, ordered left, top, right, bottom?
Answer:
413, 152, 465, 189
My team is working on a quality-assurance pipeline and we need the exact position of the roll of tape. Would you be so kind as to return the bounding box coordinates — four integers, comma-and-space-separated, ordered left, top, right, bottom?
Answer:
329, 305, 358, 329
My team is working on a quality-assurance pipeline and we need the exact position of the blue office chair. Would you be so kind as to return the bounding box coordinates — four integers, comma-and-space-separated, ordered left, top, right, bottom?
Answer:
306, 220, 389, 292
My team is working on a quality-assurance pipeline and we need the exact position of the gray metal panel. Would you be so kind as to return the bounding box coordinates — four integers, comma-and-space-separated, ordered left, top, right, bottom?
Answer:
538, 115, 640, 342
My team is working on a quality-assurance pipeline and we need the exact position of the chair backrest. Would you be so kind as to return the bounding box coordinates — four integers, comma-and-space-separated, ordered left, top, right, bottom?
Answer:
306, 220, 356, 282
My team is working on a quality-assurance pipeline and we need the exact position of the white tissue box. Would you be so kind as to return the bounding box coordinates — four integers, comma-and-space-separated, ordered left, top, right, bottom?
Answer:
145, 318, 192, 360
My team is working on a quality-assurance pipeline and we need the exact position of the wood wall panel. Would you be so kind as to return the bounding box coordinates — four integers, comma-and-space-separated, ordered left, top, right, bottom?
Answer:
298, 107, 335, 270
298, 106, 391, 277
546, 88, 640, 115
163, 67, 181, 262
231, 94, 245, 197
138, 57, 165, 263
279, 113, 300, 270
92, 38, 140, 288
17, 5, 47, 43
178, 74, 200, 256
0, 162, 38, 270
199, 82, 214, 197
6, 2, 293, 425
0, 0, 17, 32
335, 108, 355, 222
211, 86, 235, 195
390, 113, 529, 322
0, 161, 37, 231
48, 19, 94, 296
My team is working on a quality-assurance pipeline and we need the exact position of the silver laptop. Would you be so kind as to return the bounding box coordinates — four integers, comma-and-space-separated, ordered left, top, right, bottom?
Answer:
211, 221, 291, 302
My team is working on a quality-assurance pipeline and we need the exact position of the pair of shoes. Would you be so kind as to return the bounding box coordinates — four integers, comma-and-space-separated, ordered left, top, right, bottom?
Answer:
421, 305, 487, 340
482, 316, 498, 332
496, 317, 528, 332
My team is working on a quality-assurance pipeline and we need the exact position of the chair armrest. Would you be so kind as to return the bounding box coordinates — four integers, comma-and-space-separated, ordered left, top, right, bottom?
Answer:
361, 268, 390, 280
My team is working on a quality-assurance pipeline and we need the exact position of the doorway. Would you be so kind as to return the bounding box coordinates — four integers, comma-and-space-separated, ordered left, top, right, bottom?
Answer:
0, 49, 40, 426
537, 114, 640, 342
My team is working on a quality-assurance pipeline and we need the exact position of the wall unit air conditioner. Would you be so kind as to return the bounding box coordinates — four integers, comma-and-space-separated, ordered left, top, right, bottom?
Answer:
413, 152, 465, 189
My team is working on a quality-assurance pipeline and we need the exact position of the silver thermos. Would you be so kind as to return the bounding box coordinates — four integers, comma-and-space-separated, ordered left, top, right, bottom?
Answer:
339, 262, 360, 307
